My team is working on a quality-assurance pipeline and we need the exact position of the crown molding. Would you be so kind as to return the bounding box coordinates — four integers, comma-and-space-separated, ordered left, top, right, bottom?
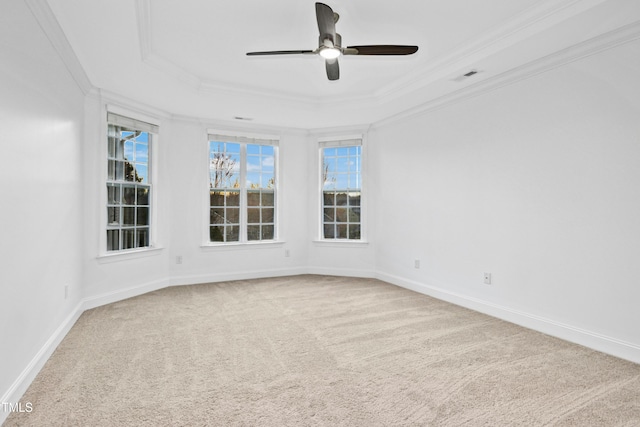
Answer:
374, 19, 640, 129
25, 0, 93, 95
374, 0, 610, 102
133, 0, 612, 111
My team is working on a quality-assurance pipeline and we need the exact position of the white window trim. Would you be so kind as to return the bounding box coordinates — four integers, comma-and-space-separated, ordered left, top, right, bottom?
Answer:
317, 133, 367, 243
98, 105, 162, 258
202, 129, 281, 247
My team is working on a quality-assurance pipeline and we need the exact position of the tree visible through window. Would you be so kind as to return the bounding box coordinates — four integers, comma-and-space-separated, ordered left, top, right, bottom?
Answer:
209, 137, 276, 243
322, 144, 361, 240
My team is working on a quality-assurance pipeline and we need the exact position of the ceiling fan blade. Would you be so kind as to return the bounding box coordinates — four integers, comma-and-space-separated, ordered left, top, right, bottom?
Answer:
344, 45, 419, 55
316, 2, 337, 44
246, 50, 314, 56
325, 58, 339, 81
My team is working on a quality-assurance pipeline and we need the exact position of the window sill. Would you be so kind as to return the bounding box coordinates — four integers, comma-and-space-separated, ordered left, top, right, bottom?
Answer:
97, 246, 165, 263
312, 240, 369, 248
200, 241, 286, 251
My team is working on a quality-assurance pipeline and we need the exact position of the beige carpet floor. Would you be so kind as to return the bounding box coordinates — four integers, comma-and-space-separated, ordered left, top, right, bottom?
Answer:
5, 275, 640, 426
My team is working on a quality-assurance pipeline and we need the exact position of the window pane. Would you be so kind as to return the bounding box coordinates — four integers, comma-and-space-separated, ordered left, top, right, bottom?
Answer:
123, 207, 135, 225
107, 121, 153, 252
246, 171, 261, 188
336, 208, 348, 223
335, 174, 348, 189
349, 224, 361, 240
122, 229, 135, 249
337, 157, 349, 172
324, 208, 334, 222
108, 137, 117, 158
262, 208, 274, 223
208, 140, 277, 243
135, 142, 148, 162
261, 225, 274, 240
226, 191, 240, 207
226, 143, 240, 153
137, 207, 149, 226
107, 207, 120, 226
247, 225, 260, 241
321, 144, 361, 240
107, 184, 120, 205
107, 230, 119, 251
226, 208, 240, 224
335, 192, 348, 206
210, 226, 224, 242
349, 208, 360, 222
210, 208, 225, 224
324, 224, 335, 239
247, 191, 260, 206
323, 192, 335, 206
115, 137, 124, 160
226, 226, 240, 242
135, 164, 148, 183
247, 208, 260, 223
210, 151, 240, 188
324, 147, 337, 157
137, 187, 149, 205
210, 191, 224, 207
124, 140, 134, 161
261, 191, 274, 206
123, 186, 136, 205
136, 228, 149, 247
108, 160, 116, 180
262, 172, 274, 189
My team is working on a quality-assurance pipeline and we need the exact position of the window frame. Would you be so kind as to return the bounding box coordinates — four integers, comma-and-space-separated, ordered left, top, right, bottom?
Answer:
318, 136, 365, 242
101, 108, 160, 256
204, 130, 280, 246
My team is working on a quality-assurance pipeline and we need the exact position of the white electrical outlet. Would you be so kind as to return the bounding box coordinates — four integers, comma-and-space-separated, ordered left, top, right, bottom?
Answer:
484, 273, 492, 285
285, 249, 290, 257
64, 285, 69, 299
414, 259, 420, 269
176, 256, 183, 264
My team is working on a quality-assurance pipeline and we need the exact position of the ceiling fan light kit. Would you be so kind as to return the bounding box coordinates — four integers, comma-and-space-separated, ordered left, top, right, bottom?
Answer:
246, 2, 418, 81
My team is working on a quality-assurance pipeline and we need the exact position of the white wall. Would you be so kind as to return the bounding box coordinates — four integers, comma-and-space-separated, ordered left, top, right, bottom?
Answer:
165, 119, 310, 286
3, 2, 639, 420
306, 132, 376, 277
0, 0, 85, 409
80, 94, 173, 307
371, 39, 640, 360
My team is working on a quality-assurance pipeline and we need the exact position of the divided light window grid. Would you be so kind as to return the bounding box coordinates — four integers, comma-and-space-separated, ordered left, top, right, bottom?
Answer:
322, 143, 361, 240
209, 136, 277, 243
106, 113, 155, 251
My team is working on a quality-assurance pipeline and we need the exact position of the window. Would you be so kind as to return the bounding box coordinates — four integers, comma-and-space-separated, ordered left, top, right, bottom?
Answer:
208, 133, 277, 243
321, 139, 362, 240
106, 113, 157, 251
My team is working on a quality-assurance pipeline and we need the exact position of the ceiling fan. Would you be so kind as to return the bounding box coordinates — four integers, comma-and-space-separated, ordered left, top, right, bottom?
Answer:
246, 2, 418, 81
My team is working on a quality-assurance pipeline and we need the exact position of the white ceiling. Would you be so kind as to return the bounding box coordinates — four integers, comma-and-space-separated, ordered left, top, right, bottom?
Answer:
45, 0, 640, 129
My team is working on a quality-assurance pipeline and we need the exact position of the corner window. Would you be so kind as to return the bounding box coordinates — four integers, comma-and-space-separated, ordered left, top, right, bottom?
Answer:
106, 113, 157, 251
208, 133, 278, 243
321, 139, 362, 240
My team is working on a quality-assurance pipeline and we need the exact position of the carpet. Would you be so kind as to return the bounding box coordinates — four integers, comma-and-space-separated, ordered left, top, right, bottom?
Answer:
5, 275, 640, 426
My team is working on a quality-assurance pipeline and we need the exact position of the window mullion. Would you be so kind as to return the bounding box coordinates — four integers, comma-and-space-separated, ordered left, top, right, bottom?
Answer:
240, 143, 247, 243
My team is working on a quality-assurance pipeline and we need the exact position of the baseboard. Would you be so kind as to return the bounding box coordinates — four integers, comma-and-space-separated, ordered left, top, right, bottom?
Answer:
306, 266, 376, 278
81, 277, 171, 311
0, 301, 83, 426
377, 271, 640, 365
169, 267, 309, 287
